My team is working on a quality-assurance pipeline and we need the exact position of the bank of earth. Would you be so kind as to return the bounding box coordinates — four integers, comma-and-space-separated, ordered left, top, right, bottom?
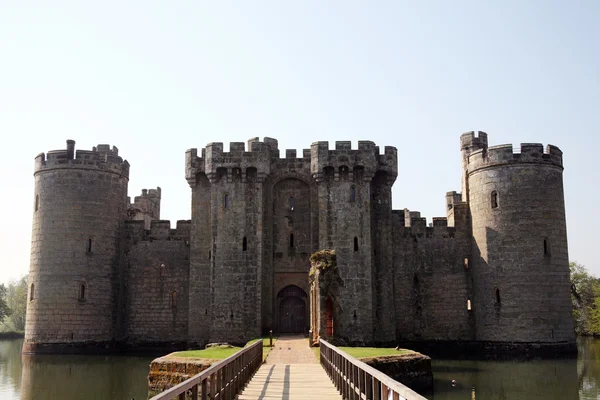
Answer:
150, 340, 432, 397
148, 339, 274, 397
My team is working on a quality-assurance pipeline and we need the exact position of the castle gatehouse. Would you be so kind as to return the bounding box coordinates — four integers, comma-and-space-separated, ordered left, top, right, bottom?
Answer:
23, 132, 576, 357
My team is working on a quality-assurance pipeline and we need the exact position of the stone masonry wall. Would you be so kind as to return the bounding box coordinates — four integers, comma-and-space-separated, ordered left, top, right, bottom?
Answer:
187, 172, 211, 347
314, 166, 375, 344
261, 155, 317, 334
393, 210, 472, 342
271, 177, 312, 331
25, 134, 576, 354
467, 151, 574, 343
371, 171, 396, 344
25, 142, 129, 352
208, 169, 262, 344
122, 220, 190, 345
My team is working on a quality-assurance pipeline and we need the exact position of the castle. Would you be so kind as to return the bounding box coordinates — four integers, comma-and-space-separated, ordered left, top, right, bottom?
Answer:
23, 132, 576, 356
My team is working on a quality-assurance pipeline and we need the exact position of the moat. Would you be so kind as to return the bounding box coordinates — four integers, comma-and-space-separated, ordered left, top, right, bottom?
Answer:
0, 339, 598, 399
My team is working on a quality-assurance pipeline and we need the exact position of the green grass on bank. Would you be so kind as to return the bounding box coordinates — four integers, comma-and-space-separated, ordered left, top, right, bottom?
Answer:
173, 346, 243, 359
309, 342, 415, 361
172, 337, 278, 361
339, 347, 414, 358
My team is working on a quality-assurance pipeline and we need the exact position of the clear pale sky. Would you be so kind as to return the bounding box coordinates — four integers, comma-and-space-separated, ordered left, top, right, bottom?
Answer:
0, 1, 598, 284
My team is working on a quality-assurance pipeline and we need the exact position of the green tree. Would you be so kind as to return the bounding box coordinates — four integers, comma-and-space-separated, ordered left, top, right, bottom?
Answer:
4, 276, 27, 332
570, 262, 600, 335
0, 284, 10, 325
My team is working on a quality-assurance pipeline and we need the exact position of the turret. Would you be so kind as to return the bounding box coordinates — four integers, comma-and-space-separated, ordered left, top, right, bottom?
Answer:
24, 140, 129, 354
460, 131, 488, 201
185, 137, 280, 346
128, 187, 161, 229
465, 133, 574, 346
309, 140, 398, 344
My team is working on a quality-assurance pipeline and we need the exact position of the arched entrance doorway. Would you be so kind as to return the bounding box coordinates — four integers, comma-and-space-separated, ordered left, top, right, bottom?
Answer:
277, 285, 307, 334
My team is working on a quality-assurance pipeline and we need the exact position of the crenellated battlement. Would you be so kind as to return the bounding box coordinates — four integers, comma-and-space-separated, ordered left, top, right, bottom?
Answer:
185, 137, 282, 185
124, 219, 191, 242
310, 140, 398, 183
34, 140, 130, 178
392, 208, 470, 239
185, 137, 398, 186
467, 142, 563, 172
399, 218, 458, 239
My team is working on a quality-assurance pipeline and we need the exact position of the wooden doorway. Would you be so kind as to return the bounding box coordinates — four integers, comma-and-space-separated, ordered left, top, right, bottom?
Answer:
277, 285, 307, 334
325, 296, 334, 337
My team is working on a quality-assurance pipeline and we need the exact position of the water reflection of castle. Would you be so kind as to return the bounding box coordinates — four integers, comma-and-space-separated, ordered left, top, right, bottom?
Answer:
14, 338, 597, 399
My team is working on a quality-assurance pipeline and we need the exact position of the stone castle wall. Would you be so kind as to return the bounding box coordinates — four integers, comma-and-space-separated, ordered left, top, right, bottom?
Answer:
121, 220, 190, 347
392, 210, 473, 342
24, 133, 576, 355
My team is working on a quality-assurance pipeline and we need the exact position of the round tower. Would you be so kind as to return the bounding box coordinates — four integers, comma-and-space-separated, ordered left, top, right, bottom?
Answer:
24, 140, 129, 354
462, 133, 575, 352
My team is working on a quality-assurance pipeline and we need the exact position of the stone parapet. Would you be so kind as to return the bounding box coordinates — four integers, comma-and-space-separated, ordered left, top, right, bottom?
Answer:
34, 140, 129, 178
467, 142, 563, 173
310, 140, 397, 183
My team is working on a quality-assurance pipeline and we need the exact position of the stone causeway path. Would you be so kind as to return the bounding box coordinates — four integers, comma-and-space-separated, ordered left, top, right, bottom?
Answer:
238, 335, 342, 399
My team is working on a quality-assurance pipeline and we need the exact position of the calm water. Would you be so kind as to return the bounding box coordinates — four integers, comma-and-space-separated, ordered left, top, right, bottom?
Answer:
0, 339, 153, 399
0, 338, 599, 399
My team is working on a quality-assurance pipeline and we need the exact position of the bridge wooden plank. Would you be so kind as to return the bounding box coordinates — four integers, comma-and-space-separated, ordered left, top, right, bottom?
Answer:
238, 364, 342, 400
238, 336, 342, 400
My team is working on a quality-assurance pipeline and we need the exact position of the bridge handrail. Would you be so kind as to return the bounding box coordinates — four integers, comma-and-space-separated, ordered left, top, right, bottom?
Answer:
149, 340, 263, 400
319, 339, 427, 400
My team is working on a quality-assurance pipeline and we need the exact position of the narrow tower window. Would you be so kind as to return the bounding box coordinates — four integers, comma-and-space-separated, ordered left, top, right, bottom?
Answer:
30, 283, 34, 301
289, 196, 294, 211
467, 298, 472, 311
171, 291, 178, 308
543, 238, 551, 257
289, 233, 294, 248
491, 191, 499, 209
495, 288, 501, 304
354, 237, 359, 252
208, 250, 211, 260
350, 186, 356, 202
78, 284, 86, 301
224, 194, 229, 209
243, 237, 247, 251
35, 195, 39, 212
87, 238, 92, 253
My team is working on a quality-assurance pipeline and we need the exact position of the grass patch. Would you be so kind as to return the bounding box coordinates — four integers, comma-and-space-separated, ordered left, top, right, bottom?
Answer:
172, 337, 278, 361
172, 346, 242, 359
339, 347, 414, 359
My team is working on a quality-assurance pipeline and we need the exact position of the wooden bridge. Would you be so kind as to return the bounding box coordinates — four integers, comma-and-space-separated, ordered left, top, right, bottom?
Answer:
150, 336, 427, 400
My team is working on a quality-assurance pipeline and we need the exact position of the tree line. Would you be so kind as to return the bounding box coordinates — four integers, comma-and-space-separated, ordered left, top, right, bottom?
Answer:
0, 276, 27, 333
571, 262, 600, 336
